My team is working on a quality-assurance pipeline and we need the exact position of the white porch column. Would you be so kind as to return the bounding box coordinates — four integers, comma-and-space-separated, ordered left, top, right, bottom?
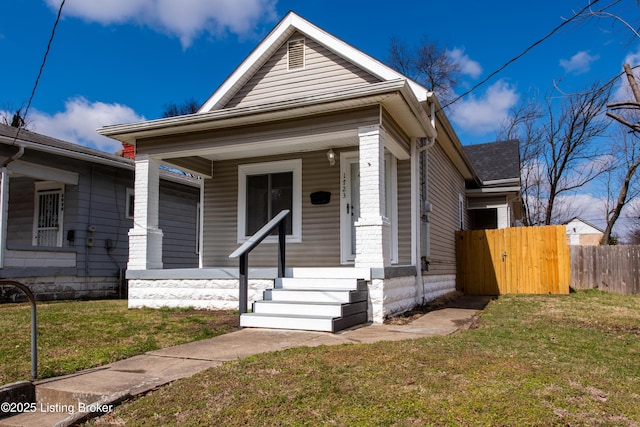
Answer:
128, 154, 163, 270
355, 125, 391, 268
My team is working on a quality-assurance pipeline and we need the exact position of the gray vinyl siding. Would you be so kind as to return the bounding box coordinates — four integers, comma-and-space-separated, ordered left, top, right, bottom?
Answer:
6, 177, 34, 246
160, 180, 199, 269
426, 142, 466, 276
203, 148, 411, 268
224, 32, 382, 109
203, 149, 344, 267
136, 107, 381, 157
396, 158, 412, 264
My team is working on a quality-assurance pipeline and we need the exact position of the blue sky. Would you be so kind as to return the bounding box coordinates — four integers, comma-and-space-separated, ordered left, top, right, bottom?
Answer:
1, 0, 637, 150
1, 0, 639, 232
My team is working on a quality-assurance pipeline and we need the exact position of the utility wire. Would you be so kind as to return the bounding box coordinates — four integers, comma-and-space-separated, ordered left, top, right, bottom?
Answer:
9, 0, 66, 145
439, 0, 607, 112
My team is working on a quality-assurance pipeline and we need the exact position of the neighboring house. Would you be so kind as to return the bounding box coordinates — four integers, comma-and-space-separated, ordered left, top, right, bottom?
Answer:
0, 124, 201, 302
98, 12, 521, 331
463, 140, 522, 229
565, 217, 604, 246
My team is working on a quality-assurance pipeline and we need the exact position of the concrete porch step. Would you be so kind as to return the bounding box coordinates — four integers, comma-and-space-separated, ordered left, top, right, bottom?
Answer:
288, 267, 371, 280
275, 277, 367, 291
264, 288, 368, 304
239, 311, 368, 333
253, 300, 367, 317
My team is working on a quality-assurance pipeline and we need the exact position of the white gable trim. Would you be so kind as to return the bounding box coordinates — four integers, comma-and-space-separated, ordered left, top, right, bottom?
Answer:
199, 12, 429, 112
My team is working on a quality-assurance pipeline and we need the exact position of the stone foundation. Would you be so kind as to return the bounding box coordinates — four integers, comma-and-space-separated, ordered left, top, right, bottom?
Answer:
0, 276, 121, 303
368, 273, 456, 323
127, 278, 274, 310
123, 268, 456, 324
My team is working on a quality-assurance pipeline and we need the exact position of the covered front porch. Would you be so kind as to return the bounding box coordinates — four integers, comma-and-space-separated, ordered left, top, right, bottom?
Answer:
99, 82, 454, 330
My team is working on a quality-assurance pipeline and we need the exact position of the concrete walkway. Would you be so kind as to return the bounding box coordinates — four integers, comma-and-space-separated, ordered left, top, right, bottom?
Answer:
0, 295, 491, 427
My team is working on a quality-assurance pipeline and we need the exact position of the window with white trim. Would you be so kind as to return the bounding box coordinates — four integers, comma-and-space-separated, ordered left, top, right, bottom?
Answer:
238, 159, 302, 242
33, 181, 64, 247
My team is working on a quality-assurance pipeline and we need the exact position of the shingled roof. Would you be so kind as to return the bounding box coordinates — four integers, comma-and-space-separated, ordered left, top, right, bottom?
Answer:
0, 123, 199, 186
463, 140, 520, 184
0, 123, 132, 165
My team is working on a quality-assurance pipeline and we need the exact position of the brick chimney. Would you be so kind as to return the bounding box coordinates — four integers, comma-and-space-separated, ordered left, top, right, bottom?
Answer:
121, 142, 135, 159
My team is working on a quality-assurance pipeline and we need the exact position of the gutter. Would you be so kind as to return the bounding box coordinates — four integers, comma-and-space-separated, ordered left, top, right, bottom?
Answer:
0, 134, 200, 187
2, 143, 25, 167
99, 80, 437, 143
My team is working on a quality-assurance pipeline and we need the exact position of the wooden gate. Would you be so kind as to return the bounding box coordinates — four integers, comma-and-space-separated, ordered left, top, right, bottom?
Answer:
456, 225, 571, 295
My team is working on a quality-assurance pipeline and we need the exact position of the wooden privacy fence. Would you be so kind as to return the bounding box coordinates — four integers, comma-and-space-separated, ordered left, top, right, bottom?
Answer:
456, 225, 571, 295
571, 245, 640, 294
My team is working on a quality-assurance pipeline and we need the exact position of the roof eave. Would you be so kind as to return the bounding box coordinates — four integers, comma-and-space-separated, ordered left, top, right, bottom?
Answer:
98, 80, 435, 144
0, 133, 200, 187
467, 186, 522, 194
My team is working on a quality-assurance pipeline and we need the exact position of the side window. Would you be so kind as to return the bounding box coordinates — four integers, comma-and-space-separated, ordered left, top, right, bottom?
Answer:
33, 181, 64, 247
126, 188, 134, 219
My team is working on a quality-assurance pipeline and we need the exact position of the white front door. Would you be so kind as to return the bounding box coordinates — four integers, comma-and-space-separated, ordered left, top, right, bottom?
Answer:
340, 152, 359, 263
340, 151, 397, 264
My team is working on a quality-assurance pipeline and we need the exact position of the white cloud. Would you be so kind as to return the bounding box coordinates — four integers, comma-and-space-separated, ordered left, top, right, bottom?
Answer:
447, 48, 482, 79
27, 97, 145, 153
623, 46, 640, 69
612, 46, 640, 101
559, 51, 600, 75
555, 193, 607, 225
45, 0, 278, 48
450, 80, 519, 135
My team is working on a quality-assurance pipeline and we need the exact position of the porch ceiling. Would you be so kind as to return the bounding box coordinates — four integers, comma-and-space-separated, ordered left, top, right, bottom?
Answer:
180, 128, 359, 162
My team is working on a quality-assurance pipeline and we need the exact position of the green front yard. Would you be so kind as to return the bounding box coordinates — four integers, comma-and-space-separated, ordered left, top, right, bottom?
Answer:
0, 300, 238, 384
2, 291, 639, 426
88, 290, 640, 426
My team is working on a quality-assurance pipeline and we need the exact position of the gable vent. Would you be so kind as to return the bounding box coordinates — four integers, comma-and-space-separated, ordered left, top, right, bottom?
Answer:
288, 39, 305, 70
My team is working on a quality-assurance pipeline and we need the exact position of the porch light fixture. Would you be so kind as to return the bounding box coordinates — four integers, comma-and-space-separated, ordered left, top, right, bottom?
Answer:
326, 148, 336, 166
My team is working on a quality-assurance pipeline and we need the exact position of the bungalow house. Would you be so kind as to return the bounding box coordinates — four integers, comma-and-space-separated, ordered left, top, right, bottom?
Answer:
0, 124, 200, 302
98, 12, 521, 332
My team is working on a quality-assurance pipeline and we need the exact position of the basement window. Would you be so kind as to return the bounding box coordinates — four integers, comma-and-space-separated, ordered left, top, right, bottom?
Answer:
287, 39, 305, 70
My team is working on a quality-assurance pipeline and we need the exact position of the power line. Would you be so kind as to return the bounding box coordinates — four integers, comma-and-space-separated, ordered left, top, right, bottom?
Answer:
439, 0, 609, 112
9, 0, 66, 145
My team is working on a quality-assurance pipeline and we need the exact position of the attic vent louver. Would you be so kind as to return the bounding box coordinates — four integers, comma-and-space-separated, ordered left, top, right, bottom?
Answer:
288, 39, 305, 70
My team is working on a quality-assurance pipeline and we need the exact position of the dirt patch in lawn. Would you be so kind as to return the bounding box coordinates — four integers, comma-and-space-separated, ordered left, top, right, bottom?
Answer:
384, 291, 466, 325
167, 309, 240, 334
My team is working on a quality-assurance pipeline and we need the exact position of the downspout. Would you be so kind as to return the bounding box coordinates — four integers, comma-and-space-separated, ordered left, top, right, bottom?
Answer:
0, 144, 25, 268
415, 95, 437, 304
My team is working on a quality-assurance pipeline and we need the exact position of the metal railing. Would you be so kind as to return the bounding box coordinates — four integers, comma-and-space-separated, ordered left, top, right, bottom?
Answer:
229, 210, 289, 314
0, 280, 37, 378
